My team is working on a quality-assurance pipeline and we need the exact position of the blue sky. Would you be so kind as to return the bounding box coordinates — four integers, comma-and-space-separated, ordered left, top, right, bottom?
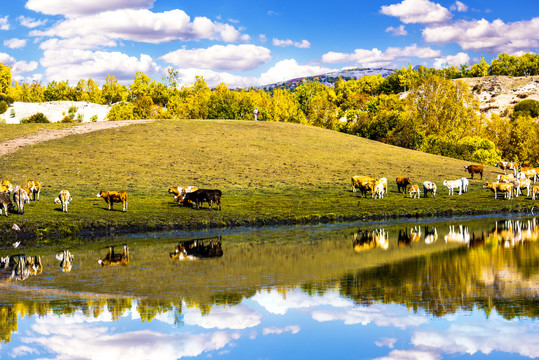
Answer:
0, 0, 538, 88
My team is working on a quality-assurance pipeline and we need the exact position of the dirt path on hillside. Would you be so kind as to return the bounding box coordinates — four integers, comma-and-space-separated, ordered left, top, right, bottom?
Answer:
0, 120, 153, 158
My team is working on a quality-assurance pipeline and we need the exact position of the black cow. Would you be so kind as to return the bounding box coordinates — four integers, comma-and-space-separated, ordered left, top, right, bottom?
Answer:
184, 189, 222, 210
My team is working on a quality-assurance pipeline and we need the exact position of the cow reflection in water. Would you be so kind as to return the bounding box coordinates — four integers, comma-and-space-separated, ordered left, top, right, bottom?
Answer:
397, 227, 421, 247
56, 250, 74, 272
489, 219, 539, 248
0, 254, 42, 281
444, 225, 471, 245
98, 245, 129, 266
353, 229, 388, 252
170, 237, 223, 260
424, 226, 438, 244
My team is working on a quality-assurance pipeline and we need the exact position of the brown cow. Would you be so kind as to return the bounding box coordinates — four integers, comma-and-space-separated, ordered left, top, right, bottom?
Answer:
0, 192, 13, 217
396, 176, 412, 194
97, 190, 127, 212
98, 245, 129, 266
12, 187, 29, 214
55, 190, 72, 212
27, 180, 41, 201
464, 164, 483, 179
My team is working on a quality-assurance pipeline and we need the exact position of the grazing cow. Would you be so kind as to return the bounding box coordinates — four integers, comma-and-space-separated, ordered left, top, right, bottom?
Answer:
12, 187, 29, 214
351, 176, 376, 194
183, 189, 222, 210
171, 186, 198, 206
97, 190, 127, 212
377, 177, 388, 195
408, 185, 420, 198
0, 180, 13, 193
517, 168, 537, 184
56, 250, 74, 272
464, 164, 483, 179
373, 182, 385, 199
55, 190, 72, 212
532, 186, 539, 200
485, 182, 513, 199
170, 238, 224, 260
396, 176, 412, 194
27, 180, 41, 201
0, 192, 13, 216
460, 177, 469, 193
423, 181, 437, 198
497, 174, 515, 183
443, 179, 463, 195
495, 162, 518, 176
519, 178, 532, 197
98, 245, 129, 266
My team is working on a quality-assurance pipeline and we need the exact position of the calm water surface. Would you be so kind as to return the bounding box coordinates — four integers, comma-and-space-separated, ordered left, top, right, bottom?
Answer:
0, 215, 537, 359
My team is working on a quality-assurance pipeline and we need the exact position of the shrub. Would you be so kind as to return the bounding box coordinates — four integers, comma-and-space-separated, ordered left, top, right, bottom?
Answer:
0, 100, 7, 114
513, 99, 539, 118
106, 102, 134, 120
24, 112, 50, 123
10, 108, 15, 117
76, 113, 84, 123
68, 105, 78, 114
91, 114, 98, 122
61, 116, 75, 123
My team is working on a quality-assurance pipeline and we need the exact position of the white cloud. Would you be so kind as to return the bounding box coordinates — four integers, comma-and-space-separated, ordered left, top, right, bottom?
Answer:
40, 36, 117, 51
322, 44, 440, 67
423, 17, 539, 53
4, 38, 27, 49
272, 38, 311, 49
175, 68, 258, 88
372, 349, 442, 360
10, 345, 38, 358
0, 52, 38, 78
259, 59, 335, 85
31, 9, 249, 45
450, 1, 468, 12
412, 316, 539, 358
380, 0, 452, 24
25, 0, 156, 17
160, 44, 271, 71
183, 304, 261, 330
433, 52, 470, 68
17, 16, 47, 28
40, 48, 159, 82
386, 25, 408, 36
375, 338, 398, 349
0, 16, 9, 30
262, 325, 300, 335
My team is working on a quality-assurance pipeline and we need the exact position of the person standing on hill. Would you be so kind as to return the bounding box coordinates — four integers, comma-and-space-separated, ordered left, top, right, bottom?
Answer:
254, 107, 259, 121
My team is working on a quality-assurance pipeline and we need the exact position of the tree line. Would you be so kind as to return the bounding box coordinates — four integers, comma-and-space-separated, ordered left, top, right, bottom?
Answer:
1, 52, 539, 165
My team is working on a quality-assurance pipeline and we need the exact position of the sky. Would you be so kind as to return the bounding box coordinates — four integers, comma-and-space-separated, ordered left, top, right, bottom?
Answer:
0, 0, 538, 88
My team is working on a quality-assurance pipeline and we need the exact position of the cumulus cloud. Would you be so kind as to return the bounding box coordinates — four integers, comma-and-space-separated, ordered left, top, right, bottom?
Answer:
375, 338, 398, 349
385, 25, 408, 36
40, 48, 159, 82
31, 9, 249, 45
0, 52, 38, 78
175, 67, 258, 88
450, 1, 468, 12
380, 0, 452, 24
0, 16, 9, 30
17, 16, 47, 28
25, 0, 156, 17
183, 304, 262, 330
160, 44, 271, 71
423, 17, 539, 54
372, 349, 442, 360
272, 38, 311, 48
321, 44, 440, 67
4, 38, 27, 49
259, 59, 335, 85
433, 52, 470, 68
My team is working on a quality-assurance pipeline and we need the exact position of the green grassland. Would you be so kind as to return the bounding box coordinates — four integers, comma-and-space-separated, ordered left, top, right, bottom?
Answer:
0, 123, 74, 141
0, 119, 533, 244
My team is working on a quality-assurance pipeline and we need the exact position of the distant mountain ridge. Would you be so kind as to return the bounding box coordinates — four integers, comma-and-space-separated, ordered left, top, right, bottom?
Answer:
260, 67, 395, 90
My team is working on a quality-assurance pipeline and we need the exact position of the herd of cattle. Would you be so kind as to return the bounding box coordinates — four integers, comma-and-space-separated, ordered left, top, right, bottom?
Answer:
351, 162, 539, 200
1, 237, 223, 282
0, 179, 223, 217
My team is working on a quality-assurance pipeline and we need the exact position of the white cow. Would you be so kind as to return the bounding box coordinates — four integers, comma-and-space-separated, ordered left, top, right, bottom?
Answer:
460, 177, 469, 193
423, 181, 437, 198
373, 183, 385, 199
443, 180, 462, 195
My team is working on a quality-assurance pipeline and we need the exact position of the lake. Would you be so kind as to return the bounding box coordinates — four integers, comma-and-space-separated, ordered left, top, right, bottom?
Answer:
0, 215, 538, 360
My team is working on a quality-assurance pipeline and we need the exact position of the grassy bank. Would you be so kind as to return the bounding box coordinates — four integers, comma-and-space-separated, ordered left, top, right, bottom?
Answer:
0, 119, 533, 244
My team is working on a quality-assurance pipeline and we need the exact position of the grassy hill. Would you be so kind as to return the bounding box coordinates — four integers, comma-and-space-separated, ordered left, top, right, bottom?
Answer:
0, 119, 532, 244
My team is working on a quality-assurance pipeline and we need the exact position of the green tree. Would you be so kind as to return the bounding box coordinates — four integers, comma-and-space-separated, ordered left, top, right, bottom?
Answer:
102, 75, 128, 105
513, 99, 539, 119
106, 102, 134, 120
507, 115, 539, 164
0, 63, 12, 96
469, 55, 489, 77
